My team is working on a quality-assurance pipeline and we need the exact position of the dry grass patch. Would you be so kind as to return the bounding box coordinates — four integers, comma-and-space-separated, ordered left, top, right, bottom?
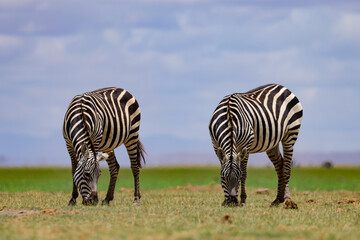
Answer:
0, 186, 359, 240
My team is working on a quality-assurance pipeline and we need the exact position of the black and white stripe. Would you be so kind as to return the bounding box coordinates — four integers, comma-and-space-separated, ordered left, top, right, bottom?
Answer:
209, 84, 303, 206
63, 87, 145, 205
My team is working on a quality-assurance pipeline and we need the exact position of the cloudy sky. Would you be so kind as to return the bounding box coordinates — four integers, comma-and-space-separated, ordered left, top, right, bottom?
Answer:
1, 0, 359, 166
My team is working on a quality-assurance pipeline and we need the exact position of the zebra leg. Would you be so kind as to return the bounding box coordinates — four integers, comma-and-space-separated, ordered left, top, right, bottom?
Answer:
266, 145, 285, 206
67, 146, 78, 206
131, 166, 141, 205
281, 142, 298, 209
240, 158, 248, 206
102, 151, 120, 205
125, 140, 142, 205
69, 181, 78, 206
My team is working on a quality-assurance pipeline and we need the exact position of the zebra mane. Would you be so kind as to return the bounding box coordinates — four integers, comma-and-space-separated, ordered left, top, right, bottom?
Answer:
227, 94, 236, 163
80, 94, 96, 154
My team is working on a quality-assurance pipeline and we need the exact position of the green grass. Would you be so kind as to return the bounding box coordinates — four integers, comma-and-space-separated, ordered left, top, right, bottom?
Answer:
0, 187, 359, 240
0, 166, 359, 192
0, 166, 359, 240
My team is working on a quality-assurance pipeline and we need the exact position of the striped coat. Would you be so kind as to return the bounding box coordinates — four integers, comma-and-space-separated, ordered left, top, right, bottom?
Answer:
63, 87, 145, 205
209, 84, 302, 207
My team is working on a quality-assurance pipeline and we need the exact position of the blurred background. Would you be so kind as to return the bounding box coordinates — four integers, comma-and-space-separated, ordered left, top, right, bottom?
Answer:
0, 0, 359, 167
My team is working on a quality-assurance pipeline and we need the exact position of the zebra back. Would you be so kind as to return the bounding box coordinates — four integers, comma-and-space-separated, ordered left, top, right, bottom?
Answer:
209, 84, 303, 156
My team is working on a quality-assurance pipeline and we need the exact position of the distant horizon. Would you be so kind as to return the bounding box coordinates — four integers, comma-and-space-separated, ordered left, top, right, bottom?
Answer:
1, 150, 359, 167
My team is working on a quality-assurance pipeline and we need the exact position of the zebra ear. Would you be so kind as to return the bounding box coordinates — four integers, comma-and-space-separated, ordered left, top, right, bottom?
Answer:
81, 143, 90, 159
238, 148, 248, 162
216, 148, 226, 163
97, 152, 109, 162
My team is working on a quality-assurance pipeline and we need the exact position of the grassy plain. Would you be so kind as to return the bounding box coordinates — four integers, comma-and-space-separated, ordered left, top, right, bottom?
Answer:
1, 166, 359, 192
0, 166, 359, 240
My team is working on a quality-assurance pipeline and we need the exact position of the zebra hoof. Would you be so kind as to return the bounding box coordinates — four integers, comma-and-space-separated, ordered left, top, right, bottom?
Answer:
283, 199, 298, 209
133, 199, 141, 206
101, 199, 110, 206
222, 197, 239, 207
270, 198, 283, 207
222, 201, 239, 207
68, 198, 76, 206
82, 198, 98, 206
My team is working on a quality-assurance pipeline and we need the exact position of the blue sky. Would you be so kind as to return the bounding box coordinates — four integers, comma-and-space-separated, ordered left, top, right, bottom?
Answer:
1, 0, 360, 166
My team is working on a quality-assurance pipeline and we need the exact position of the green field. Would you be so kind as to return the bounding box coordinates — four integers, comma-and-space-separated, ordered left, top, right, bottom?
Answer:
1, 166, 359, 192
0, 166, 359, 240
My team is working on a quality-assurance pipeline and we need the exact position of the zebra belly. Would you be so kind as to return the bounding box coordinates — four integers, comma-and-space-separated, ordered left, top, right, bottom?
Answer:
96, 135, 127, 153
96, 117, 130, 153
248, 139, 279, 154
248, 129, 284, 154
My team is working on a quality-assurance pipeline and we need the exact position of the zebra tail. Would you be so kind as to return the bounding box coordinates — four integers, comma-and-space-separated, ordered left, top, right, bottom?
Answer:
137, 140, 146, 168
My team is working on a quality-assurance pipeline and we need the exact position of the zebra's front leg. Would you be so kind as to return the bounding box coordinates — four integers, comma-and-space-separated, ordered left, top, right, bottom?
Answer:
102, 152, 120, 205
266, 145, 285, 206
68, 181, 78, 206
240, 159, 248, 206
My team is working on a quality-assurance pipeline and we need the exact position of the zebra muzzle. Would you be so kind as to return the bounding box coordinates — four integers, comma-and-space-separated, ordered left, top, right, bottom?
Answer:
90, 190, 98, 202
83, 191, 99, 205
230, 187, 237, 197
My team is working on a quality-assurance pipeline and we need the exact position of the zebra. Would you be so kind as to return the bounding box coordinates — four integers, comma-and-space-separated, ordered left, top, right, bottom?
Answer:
209, 84, 303, 207
63, 87, 146, 206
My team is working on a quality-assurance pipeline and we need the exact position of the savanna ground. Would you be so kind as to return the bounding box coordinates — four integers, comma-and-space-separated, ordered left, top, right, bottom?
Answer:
0, 166, 359, 240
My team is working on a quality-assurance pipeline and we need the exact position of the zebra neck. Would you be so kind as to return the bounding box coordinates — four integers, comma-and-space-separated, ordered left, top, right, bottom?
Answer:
79, 95, 97, 153
228, 95, 254, 151
74, 140, 96, 160
225, 95, 236, 158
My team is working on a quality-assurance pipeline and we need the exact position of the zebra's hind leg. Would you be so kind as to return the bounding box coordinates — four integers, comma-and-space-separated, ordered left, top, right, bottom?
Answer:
102, 151, 120, 205
266, 145, 286, 207
281, 141, 298, 209
131, 167, 141, 205
125, 139, 143, 205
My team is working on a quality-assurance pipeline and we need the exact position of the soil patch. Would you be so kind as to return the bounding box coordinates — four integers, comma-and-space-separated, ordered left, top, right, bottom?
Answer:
0, 209, 39, 216
221, 214, 233, 224
338, 197, 359, 204
0, 207, 60, 216
255, 188, 270, 194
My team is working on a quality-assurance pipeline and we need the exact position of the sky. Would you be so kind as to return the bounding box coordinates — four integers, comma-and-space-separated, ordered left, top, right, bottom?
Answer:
0, 0, 360, 166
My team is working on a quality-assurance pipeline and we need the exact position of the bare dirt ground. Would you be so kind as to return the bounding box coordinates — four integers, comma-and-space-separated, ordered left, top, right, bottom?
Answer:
0, 206, 62, 216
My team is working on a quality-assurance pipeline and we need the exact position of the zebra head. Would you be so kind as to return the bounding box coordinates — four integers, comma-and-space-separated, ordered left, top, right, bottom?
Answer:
74, 143, 109, 205
217, 148, 242, 206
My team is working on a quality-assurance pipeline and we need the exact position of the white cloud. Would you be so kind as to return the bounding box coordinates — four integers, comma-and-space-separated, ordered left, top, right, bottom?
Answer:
103, 29, 121, 45
20, 21, 43, 33
0, 0, 32, 8
134, 0, 207, 3
333, 12, 360, 41
30, 35, 80, 64
161, 54, 184, 71
0, 35, 22, 52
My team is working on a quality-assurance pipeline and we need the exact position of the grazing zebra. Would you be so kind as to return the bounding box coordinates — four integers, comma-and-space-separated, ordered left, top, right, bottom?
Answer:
209, 84, 303, 207
63, 87, 146, 206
